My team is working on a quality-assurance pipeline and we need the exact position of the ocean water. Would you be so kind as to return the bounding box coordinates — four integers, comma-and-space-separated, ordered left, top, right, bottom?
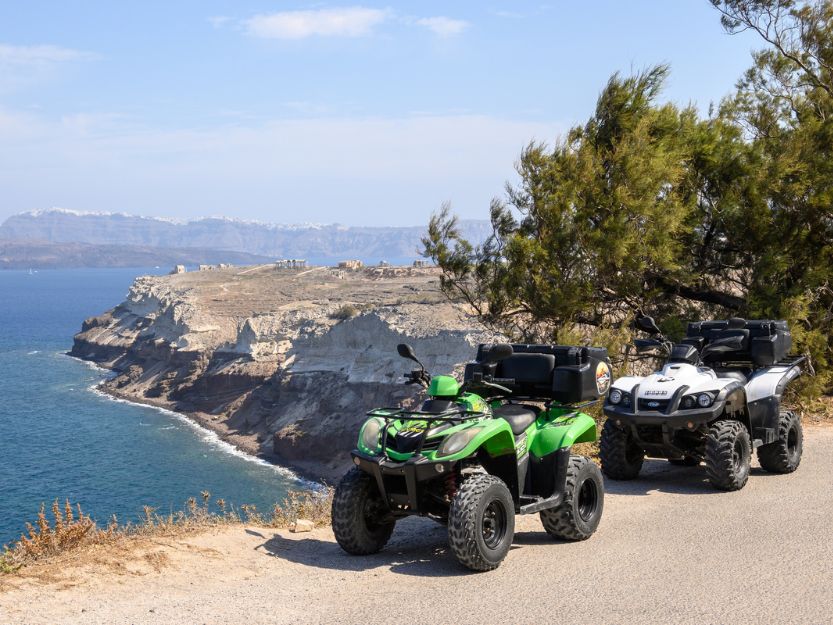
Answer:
0, 268, 306, 545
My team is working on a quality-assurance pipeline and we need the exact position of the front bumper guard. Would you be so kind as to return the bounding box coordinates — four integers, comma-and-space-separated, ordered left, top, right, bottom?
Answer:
351, 450, 457, 514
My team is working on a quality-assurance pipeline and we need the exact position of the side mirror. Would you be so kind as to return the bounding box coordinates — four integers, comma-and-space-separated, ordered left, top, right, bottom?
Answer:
397, 343, 420, 363
484, 343, 513, 363
635, 316, 661, 335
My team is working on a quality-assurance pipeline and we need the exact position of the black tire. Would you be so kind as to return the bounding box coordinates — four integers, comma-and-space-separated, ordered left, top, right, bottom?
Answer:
757, 410, 803, 474
448, 473, 515, 572
331, 467, 395, 555
600, 419, 644, 480
705, 419, 751, 491
540, 456, 604, 541
668, 456, 700, 466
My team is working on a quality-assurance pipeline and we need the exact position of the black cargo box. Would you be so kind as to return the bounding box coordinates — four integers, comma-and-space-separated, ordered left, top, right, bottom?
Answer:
464, 344, 612, 403
684, 319, 791, 366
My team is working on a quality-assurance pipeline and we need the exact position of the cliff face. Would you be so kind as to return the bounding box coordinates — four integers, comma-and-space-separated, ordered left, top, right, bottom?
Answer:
71, 265, 498, 481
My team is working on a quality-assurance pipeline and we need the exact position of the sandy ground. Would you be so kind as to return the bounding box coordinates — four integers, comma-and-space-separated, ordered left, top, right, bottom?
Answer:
3, 427, 832, 625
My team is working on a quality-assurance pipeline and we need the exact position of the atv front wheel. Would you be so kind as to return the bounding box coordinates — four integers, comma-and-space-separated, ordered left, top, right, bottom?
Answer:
540, 455, 604, 541
448, 474, 515, 572
599, 419, 644, 480
332, 467, 395, 555
757, 411, 803, 474
705, 419, 751, 491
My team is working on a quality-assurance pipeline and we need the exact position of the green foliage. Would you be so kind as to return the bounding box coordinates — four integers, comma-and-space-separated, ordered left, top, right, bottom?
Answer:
424, 2, 833, 394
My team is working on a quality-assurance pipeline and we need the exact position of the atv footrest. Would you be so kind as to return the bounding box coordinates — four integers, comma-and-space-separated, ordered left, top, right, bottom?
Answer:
518, 493, 564, 515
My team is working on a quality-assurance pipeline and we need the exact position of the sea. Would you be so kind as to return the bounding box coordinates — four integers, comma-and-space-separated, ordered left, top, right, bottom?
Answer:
0, 268, 307, 546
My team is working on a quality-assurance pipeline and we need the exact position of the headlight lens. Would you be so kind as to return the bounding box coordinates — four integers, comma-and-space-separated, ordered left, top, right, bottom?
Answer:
437, 427, 483, 458
360, 418, 383, 451
681, 393, 715, 409
697, 393, 714, 407
609, 389, 622, 404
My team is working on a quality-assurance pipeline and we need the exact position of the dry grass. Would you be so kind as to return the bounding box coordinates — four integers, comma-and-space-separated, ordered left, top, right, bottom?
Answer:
1, 487, 333, 576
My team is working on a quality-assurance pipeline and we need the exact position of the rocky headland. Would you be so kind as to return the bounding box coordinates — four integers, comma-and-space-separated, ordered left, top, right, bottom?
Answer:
70, 264, 498, 482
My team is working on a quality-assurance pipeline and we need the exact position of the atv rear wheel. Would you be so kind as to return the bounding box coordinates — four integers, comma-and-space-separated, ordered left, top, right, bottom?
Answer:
705, 419, 751, 491
448, 474, 515, 572
600, 419, 644, 480
540, 455, 604, 541
757, 411, 803, 474
332, 467, 395, 555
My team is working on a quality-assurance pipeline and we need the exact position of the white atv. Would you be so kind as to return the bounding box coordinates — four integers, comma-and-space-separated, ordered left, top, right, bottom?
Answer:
601, 316, 805, 491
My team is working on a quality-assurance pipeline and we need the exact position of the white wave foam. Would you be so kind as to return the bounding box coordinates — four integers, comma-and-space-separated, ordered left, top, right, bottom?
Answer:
27, 350, 40, 355
64, 354, 318, 488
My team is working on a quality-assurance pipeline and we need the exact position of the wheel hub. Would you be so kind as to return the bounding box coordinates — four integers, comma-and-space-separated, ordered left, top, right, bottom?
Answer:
577, 478, 599, 522
482, 500, 506, 549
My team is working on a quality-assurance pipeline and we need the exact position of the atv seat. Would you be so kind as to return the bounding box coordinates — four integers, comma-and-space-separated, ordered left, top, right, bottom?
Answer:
492, 404, 538, 435
714, 368, 750, 384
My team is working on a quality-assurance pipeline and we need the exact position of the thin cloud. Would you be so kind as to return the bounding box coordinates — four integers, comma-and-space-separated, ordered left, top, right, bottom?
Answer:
0, 44, 93, 66
207, 16, 231, 29
415, 16, 469, 37
244, 7, 390, 40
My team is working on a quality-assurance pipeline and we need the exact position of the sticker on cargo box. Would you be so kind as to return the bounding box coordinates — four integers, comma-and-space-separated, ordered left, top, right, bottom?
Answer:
595, 362, 611, 395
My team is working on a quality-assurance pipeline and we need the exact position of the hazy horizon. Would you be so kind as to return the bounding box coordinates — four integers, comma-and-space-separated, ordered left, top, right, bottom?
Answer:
1, 1, 761, 227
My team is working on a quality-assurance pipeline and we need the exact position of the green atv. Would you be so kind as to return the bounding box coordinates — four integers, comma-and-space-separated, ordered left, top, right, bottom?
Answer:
331, 342, 612, 571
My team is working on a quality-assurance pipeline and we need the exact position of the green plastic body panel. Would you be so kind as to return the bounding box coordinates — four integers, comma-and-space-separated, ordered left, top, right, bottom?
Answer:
428, 375, 460, 398
358, 382, 597, 465
528, 410, 597, 457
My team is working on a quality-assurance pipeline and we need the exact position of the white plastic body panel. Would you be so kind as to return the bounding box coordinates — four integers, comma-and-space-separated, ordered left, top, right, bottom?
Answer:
612, 363, 734, 400
745, 364, 801, 403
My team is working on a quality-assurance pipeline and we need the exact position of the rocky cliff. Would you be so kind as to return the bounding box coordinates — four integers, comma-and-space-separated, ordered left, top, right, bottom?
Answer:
70, 264, 498, 482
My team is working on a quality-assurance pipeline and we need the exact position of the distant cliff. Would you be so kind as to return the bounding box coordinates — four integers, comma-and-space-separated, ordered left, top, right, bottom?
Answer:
70, 265, 499, 481
0, 239, 273, 269
1, 209, 490, 264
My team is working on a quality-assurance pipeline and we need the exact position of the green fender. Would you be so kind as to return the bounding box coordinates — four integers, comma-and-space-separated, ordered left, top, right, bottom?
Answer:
529, 412, 597, 457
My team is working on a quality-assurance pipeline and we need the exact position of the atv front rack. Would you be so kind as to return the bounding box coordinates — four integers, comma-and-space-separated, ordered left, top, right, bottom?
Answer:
366, 407, 489, 460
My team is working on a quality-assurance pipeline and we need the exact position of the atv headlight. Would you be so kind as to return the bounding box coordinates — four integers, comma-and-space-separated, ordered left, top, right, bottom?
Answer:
359, 418, 383, 451
681, 393, 715, 409
609, 389, 622, 404
437, 427, 484, 458
697, 393, 714, 408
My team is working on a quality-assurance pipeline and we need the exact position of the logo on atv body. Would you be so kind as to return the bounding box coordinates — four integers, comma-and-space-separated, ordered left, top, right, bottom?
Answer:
595, 362, 611, 395
646, 401, 661, 408
644, 390, 668, 396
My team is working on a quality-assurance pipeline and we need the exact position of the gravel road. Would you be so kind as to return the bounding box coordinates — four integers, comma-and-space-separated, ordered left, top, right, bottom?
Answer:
3, 427, 832, 625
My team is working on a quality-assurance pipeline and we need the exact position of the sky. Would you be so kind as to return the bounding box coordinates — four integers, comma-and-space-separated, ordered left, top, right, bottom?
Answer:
0, 1, 763, 227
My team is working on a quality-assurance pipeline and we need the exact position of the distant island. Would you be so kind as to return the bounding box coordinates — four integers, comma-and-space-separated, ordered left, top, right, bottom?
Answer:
0, 208, 490, 268
0, 239, 275, 270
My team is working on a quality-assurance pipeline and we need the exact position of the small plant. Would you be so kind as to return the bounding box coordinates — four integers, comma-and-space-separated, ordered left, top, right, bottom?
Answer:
331, 304, 360, 320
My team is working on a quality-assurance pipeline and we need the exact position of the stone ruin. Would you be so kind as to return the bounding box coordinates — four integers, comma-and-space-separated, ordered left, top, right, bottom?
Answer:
274, 259, 307, 269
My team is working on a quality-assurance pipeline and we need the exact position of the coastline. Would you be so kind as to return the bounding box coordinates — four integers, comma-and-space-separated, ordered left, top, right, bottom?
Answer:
69, 353, 319, 485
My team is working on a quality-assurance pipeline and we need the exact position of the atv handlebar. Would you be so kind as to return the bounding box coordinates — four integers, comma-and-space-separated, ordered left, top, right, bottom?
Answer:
404, 369, 431, 387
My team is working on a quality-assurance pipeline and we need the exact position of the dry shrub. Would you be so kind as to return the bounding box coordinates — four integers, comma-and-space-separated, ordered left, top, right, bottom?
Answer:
239, 488, 334, 528
1, 487, 334, 575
